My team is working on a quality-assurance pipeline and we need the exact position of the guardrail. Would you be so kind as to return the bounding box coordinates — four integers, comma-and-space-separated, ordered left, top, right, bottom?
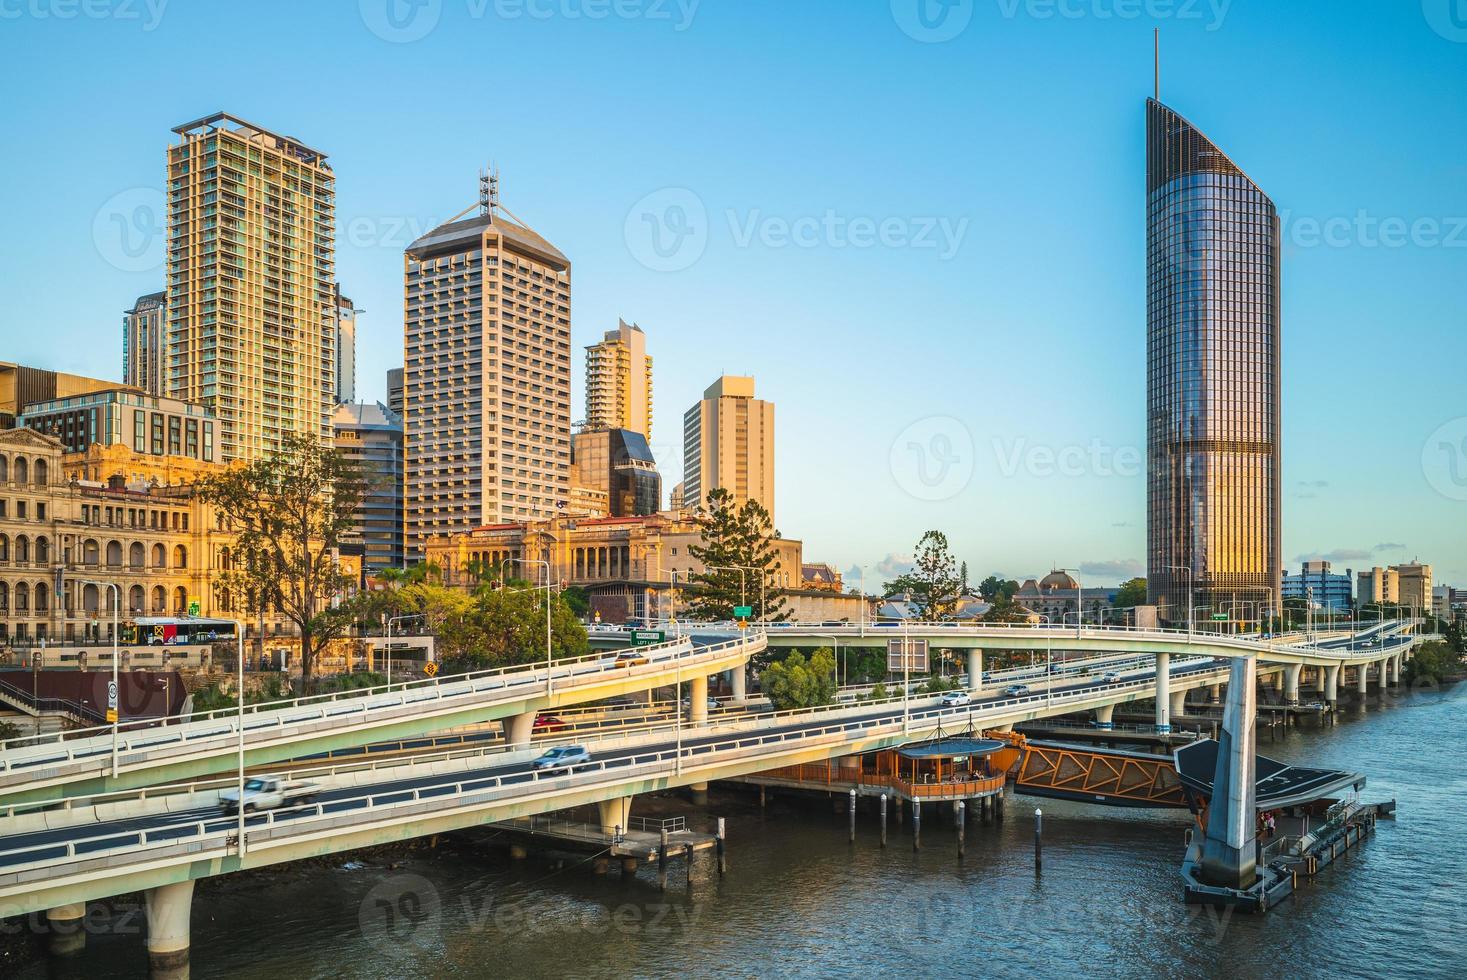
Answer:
0, 634, 765, 781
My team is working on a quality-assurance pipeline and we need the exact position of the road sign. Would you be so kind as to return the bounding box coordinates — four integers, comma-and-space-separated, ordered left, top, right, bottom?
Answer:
188, 598, 201, 616
733, 605, 753, 619
886, 637, 929, 672
106, 709, 118, 724
1211, 613, 1230, 621
107, 680, 119, 710
423, 661, 439, 677
630, 629, 665, 647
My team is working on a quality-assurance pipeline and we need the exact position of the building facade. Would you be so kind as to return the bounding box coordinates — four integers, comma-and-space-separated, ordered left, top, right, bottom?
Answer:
570, 427, 661, 518
1394, 561, 1432, 615
386, 367, 404, 418
1356, 566, 1400, 607
402, 208, 572, 557
335, 286, 357, 404
1282, 560, 1353, 612
166, 112, 337, 463
1145, 98, 1282, 623
585, 320, 652, 438
333, 401, 404, 573
18, 388, 215, 462
1, 363, 120, 430
681, 376, 775, 523
123, 291, 168, 396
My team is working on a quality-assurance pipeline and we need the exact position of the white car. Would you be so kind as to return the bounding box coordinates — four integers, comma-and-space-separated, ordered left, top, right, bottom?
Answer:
532, 746, 591, 772
1004, 684, 1031, 697
940, 691, 971, 707
1099, 671, 1120, 683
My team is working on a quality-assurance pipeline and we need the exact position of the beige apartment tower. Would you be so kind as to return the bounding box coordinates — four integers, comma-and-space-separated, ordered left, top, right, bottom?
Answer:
1356, 566, 1399, 607
123, 291, 168, 396
681, 375, 775, 522
585, 319, 652, 438
166, 113, 337, 462
402, 203, 572, 558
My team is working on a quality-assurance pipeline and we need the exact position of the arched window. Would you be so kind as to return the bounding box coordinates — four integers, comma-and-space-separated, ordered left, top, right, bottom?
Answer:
0, 455, 8, 482
0, 533, 8, 562
15, 585, 28, 612
33, 458, 47, 487
15, 535, 29, 564
106, 540, 123, 567
129, 584, 145, 614
151, 585, 165, 613
173, 544, 188, 569
173, 586, 187, 613
129, 542, 145, 568
82, 539, 100, 566
11, 457, 26, 485
0, 582, 8, 611
82, 583, 99, 614
35, 537, 49, 564
34, 583, 48, 612
151, 543, 165, 568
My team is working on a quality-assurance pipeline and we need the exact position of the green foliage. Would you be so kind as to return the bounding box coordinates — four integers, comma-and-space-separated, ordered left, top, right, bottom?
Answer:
885, 531, 962, 620
190, 674, 294, 715
686, 487, 789, 622
1446, 619, 1465, 654
919, 674, 959, 694
1403, 640, 1464, 686
982, 596, 1034, 624
0, 721, 21, 740
869, 681, 889, 701
1115, 577, 1148, 609
199, 433, 366, 683
562, 586, 591, 619
978, 574, 1020, 603
762, 648, 838, 710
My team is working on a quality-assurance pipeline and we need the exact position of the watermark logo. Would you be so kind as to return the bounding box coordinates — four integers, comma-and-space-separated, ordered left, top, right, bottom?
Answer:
0, 0, 169, 30
890, 416, 975, 501
891, 0, 974, 42
360, 0, 443, 42
359, 873, 442, 959
1279, 209, 1467, 250
624, 187, 708, 272
995, 0, 1231, 31
92, 187, 165, 273
1422, 417, 1467, 502
1422, 0, 1467, 42
992, 437, 1143, 479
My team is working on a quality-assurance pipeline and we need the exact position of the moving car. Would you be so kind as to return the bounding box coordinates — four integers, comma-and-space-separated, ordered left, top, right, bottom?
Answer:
1004, 684, 1030, 697
940, 691, 971, 707
533, 714, 567, 732
1099, 671, 1120, 683
613, 651, 650, 668
531, 745, 591, 772
219, 775, 319, 814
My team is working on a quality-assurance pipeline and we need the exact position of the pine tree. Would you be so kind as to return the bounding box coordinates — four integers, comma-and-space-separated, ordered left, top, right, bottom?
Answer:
686, 488, 789, 622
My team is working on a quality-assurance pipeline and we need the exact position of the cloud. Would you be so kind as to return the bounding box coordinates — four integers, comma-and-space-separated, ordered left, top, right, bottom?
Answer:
1295, 549, 1372, 563
1078, 559, 1144, 581
1373, 542, 1406, 552
1297, 480, 1329, 489
847, 554, 914, 584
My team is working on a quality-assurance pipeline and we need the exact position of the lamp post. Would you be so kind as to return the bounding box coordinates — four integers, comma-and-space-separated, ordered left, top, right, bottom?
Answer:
232, 618, 245, 857
811, 634, 842, 687
504, 558, 552, 693
78, 579, 120, 776
385, 613, 426, 687
706, 564, 762, 622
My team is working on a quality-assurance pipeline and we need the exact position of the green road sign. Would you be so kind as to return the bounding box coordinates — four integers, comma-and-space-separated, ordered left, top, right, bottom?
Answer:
1211, 613, 1230, 621
630, 629, 665, 647
733, 606, 753, 619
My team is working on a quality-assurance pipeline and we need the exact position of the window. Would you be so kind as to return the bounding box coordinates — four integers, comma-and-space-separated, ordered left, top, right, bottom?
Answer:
135, 410, 146, 451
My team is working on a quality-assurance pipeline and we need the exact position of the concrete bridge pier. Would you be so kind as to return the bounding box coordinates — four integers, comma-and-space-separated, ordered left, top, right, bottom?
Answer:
690, 675, 709, 724
503, 711, 536, 749
690, 782, 709, 806
1356, 662, 1369, 698
1154, 653, 1171, 734
1324, 664, 1340, 706
144, 880, 194, 974
967, 650, 983, 693
1209, 683, 1223, 704
45, 902, 86, 956
1389, 656, 1401, 685
598, 796, 633, 836
1283, 663, 1302, 705
1169, 688, 1187, 719
729, 665, 747, 701
1094, 704, 1115, 730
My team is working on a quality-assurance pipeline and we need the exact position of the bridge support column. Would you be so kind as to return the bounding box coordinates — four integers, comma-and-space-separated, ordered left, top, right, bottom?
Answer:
730, 665, 747, 701
1390, 655, 1401, 685
1094, 704, 1114, 730
1209, 683, 1222, 704
1324, 664, 1340, 705
144, 880, 194, 973
967, 650, 983, 693
1356, 662, 1369, 697
503, 711, 535, 749
1283, 663, 1302, 705
690, 782, 709, 806
598, 796, 633, 836
1154, 653, 1171, 734
690, 675, 708, 725
1169, 688, 1187, 719
45, 902, 86, 956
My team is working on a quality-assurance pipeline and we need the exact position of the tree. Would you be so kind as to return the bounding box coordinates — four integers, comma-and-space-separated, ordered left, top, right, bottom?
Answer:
1115, 577, 1147, 610
686, 488, 789, 622
1403, 640, 1464, 686
761, 649, 837, 710
978, 574, 1019, 603
884, 531, 962, 620
200, 433, 365, 687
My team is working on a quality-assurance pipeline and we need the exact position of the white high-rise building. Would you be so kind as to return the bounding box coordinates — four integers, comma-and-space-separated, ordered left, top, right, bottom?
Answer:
682, 375, 775, 523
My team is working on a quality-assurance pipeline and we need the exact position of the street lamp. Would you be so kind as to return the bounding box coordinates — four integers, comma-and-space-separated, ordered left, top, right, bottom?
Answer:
78, 579, 121, 777
811, 633, 842, 687
504, 558, 553, 693
705, 564, 763, 622
384, 613, 426, 687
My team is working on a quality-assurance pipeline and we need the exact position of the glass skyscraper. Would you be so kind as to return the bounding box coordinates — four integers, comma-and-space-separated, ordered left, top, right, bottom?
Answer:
1145, 98, 1281, 624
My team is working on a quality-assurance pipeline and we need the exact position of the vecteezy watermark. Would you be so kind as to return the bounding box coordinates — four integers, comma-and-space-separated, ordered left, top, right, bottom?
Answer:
340, 213, 447, 250
892, 0, 1232, 42
890, 416, 975, 502
359, 0, 699, 43
1279, 209, 1467, 250
92, 187, 166, 273
891, 0, 975, 42
1422, 417, 1467, 502
0, 0, 168, 30
991, 437, 1143, 479
624, 188, 709, 272
1422, 0, 1467, 43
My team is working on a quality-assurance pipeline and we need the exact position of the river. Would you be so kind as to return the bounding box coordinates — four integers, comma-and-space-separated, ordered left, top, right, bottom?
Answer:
16, 685, 1465, 979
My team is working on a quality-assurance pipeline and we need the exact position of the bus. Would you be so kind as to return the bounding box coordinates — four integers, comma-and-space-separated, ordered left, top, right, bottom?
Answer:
120, 617, 239, 647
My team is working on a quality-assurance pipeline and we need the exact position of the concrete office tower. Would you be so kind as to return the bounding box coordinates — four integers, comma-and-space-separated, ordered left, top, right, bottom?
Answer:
585, 319, 652, 438
1145, 98, 1282, 623
123, 291, 168, 396
335, 285, 357, 404
402, 199, 571, 557
166, 113, 337, 462
682, 375, 775, 523
386, 367, 404, 417
333, 402, 405, 572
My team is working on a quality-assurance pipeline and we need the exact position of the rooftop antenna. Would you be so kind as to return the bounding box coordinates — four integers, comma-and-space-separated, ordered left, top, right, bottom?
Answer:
479, 164, 500, 218
1154, 28, 1160, 101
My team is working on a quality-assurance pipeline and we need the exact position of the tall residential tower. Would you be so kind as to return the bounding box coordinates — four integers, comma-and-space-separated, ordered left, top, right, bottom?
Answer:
166, 112, 337, 462
1145, 98, 1282, 622
123, 291, 168, 396
682, 375, 775, 522
585, 319, 652, 437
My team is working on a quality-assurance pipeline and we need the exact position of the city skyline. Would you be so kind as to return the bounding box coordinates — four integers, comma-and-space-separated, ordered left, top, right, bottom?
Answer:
3, 3, 1464, 584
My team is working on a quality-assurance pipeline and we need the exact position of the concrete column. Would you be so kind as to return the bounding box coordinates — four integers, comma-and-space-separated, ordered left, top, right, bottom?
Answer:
730, 664, 747, 701
598, 796, 632, 836
503, 711, 535, 749
1324, 664, 1340, 704
1283, 663, 1302, 705
46, 902, 86, 956
967, 650, 983, 693
1154, 653, 1171, 734
1169, 688, 1187, 718
1356, 662, 1369, 696
1209, 683, 1223, 704
690, 781, 709, 806
144, 880, 194, 973
690, 675, 708, 725
1390, 655, 1401, 685
1094, 703, 1114, 730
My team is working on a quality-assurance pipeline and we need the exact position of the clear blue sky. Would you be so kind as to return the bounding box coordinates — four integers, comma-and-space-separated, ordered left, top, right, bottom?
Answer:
2, 0, 1465, 588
